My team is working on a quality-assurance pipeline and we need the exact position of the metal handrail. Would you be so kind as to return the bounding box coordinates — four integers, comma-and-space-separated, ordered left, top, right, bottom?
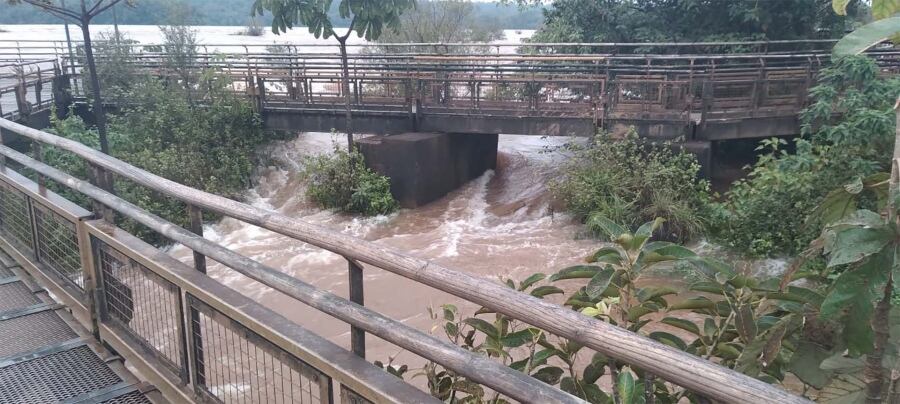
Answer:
0, 117, 811, 403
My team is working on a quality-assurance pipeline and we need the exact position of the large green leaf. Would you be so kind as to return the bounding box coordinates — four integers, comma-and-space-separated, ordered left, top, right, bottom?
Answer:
873, 0, 900, 19
550, 265, 602, 281
463, 318, 498, 339
821, 250, 892, 356
586, 214, 628, 240
661, 317, 701, 336
734, 303, 758, 343
530, 285, 565, 298
833, 0, 851, 15
585, 267, 616, 298
825, 225, 893, 267
834, 16, 900, 56
531, 366, 565, 384
815, 356, 867, 404
501, 329, 539, 348
616, 371, 636, 404
668, 296, 716, 311
518, 273, 546, 291
789, 341, 833, 389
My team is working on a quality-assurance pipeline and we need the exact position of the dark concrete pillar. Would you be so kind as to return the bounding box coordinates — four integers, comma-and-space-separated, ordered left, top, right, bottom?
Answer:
357, 132, 498, 208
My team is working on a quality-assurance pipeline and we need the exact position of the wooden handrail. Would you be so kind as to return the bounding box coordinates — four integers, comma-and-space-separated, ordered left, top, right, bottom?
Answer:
0, 118, 811, 403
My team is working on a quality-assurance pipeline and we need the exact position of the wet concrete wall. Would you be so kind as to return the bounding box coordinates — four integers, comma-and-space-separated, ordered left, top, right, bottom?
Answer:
357, 133, 498, 208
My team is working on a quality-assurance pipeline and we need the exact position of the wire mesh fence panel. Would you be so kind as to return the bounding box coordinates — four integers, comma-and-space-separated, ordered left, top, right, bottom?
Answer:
95, 238, 186, 378
0, 180, 34, 254
33, 203, 84, 290
189, 295, 332, 404
339, 385, 372, 404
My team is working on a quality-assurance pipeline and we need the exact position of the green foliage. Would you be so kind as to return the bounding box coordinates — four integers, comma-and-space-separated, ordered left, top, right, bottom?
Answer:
390, 218, 848, 402
372, 0, 504, 53
715, 56, 900, 257
0, 0, 544, 28
834, 0, 900, 55
552, 131, 712, 242
41, 70, 267, 244
88, 31, 142, 102
526, 0, 861, 52
301, 145, 398, 216
253, 0, 415, 40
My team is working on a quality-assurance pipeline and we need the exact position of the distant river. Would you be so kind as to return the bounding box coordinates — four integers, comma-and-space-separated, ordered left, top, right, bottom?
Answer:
0, 24, 535, 52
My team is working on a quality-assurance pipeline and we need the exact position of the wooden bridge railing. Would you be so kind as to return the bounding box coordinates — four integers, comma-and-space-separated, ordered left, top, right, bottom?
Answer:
0, 116, 811, 403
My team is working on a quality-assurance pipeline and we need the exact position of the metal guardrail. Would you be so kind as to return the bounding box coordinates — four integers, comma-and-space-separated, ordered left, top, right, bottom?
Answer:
0, 116, 812, 403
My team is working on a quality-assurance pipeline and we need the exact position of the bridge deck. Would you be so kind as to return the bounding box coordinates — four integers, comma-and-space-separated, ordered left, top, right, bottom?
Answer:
0, 249, 161, 404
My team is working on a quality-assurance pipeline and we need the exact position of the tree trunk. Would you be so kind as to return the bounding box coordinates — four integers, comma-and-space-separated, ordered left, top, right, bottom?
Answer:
865, 277, 893, 403
80, 20, 110, 155
338, 37, 353, 151
868, 101, 900, 403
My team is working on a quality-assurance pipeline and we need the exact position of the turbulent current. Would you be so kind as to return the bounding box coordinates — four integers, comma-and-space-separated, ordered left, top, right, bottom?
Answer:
169, 132, 598, 363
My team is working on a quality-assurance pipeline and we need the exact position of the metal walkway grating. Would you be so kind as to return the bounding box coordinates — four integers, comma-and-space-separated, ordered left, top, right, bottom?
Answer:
0, 250, 159, 403
0, 344, 123, 402
0, 309, 77, 358
0, 281, 40, 311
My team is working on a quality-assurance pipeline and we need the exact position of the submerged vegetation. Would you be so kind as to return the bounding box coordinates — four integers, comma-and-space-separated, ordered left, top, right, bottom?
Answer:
301, 145, 398, 216
552, 131, 712, 242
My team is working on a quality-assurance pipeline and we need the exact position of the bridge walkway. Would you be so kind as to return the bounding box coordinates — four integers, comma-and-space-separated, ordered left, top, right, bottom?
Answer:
0, 248, 161, 403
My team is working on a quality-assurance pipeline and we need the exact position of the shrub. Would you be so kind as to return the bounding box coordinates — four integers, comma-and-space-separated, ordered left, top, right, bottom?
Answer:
714, 56, 900, 257
302, 146, 398, 216
38, 71, 268, 245
552, 130, 712, 242
381, 219, 840, 402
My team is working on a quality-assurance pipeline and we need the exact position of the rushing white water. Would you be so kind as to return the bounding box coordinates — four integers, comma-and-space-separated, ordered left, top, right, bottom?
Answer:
166, 132, 597, 363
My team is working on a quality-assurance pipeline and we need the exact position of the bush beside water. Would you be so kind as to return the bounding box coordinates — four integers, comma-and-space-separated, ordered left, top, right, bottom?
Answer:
552, 131, 713, 242
302, 145, 398, 216
712, 57, 900, 257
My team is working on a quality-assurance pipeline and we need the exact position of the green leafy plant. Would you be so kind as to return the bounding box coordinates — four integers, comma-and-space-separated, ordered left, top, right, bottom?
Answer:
552, 130, 713, 242
715, 56, 900, 257
37, 68, 269, 245
302, 144, 398, 216
382, 218, 841, 403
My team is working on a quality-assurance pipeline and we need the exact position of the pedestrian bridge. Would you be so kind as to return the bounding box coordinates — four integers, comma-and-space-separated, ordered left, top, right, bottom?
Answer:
0, 114, 813, 402
3, 40, 899, 140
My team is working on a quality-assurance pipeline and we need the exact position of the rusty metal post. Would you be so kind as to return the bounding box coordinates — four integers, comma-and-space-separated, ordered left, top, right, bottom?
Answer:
187, 204, 206, 274
32, 141, 45, 189
348, 259, 365, 358
87, 163, 115, 222
34, 67, 42, 107
255, 76, 266, 112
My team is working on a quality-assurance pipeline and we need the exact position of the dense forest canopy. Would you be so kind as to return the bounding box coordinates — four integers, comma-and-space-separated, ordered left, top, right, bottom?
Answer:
525, 0, 869, 43
0, 0, 544, 28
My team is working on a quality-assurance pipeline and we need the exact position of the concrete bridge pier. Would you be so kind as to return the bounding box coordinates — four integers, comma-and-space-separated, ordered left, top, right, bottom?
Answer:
357, 132, 498, 208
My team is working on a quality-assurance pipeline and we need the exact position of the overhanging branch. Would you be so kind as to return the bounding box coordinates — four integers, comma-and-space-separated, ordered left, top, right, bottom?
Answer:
88, 0, 123, 19
21, 0, 82, 21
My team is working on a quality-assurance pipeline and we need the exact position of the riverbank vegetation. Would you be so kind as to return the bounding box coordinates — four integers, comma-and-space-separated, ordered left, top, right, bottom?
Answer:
552, 132, 712, 242
385, 2, 900, 402
301, 145, 398, 216
36, 25, 269, 243
715, 56, 900, 257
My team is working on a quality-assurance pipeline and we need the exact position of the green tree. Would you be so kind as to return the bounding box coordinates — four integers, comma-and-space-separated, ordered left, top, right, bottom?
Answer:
6, 0, 134, 154
373, 0, 504, 54
252, 0, 416, 150
512, 0, 860, 52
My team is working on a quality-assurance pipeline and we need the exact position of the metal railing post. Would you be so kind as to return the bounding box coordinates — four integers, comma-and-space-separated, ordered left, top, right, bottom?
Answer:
348, 258, 365, 358
87, 163, 115, 223
187, 204, 206, 274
